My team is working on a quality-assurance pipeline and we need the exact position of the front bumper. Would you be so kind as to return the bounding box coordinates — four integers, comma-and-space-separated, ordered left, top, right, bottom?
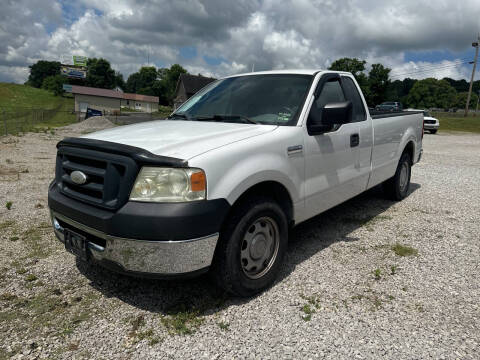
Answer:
424, 123, 439, 130
48, 182, 230, 277
51, 210, 219, 276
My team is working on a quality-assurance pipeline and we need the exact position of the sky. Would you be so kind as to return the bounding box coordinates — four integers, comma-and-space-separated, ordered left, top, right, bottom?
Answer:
0, 0, 479, 84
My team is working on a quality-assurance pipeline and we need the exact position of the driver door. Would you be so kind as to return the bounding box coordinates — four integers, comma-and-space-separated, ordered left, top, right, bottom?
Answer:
303, 74, 362, 216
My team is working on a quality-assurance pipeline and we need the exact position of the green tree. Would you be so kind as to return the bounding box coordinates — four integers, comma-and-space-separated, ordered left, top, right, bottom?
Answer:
162, 64, 188, 103
453, 92, 478, 109
41, 75, 65, 96
442, 78, 469, 92
27, 60, 61, 88
126, 64, 188, 105
329, 58, 366, 77
329, 57, 369, 96
406, 78, 457, 109
85, 58, 116, 89
368, 64, 391, 106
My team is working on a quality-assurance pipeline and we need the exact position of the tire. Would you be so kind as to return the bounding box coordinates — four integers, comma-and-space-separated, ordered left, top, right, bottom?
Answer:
383, 152, 412, 201
211, 197, 288, 297
430, 129, 437, 134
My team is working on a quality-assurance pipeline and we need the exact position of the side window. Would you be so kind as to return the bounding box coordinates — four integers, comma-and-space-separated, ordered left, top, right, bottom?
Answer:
342, 77, 366, 122
315, 80, 345, 109
309, 79, 345, 125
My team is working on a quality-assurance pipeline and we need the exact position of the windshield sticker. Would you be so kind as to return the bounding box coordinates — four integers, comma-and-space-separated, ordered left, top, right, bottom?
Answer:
277, 112, 291, 122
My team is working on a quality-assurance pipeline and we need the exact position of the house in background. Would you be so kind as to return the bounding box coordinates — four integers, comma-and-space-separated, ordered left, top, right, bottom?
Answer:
173, 74, 216, 109
121, 93, 159, 113
71, 85, 159, 114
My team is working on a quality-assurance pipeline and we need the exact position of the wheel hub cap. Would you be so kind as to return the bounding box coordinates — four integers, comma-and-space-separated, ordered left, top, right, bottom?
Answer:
240, 216, 280, 279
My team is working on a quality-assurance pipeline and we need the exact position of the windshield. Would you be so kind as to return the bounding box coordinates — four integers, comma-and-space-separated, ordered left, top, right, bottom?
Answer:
173, 74, 313, 126
423, 111, 431, 117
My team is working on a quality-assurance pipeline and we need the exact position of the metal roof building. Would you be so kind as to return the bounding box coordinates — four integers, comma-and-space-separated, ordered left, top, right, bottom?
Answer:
71, 85, 159, 113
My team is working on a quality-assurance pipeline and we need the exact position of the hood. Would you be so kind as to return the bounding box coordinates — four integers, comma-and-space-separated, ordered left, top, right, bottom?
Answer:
82, 120, 277, 160
424, 116, 438, 121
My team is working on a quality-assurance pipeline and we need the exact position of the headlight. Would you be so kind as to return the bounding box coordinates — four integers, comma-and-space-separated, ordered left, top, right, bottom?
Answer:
130, 167, 206, 202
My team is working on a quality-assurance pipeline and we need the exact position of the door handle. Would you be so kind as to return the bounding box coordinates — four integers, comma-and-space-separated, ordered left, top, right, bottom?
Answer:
350, 133, 359, 147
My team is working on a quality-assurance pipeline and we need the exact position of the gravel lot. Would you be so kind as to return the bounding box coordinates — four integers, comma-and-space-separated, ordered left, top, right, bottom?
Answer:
0, 122, 479, 359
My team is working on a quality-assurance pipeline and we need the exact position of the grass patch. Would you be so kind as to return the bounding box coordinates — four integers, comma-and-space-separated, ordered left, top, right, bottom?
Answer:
390, 265, 398, 275
160, 305, 204, 335
24, 274, 37, 282
0, 220, 15, 230
151, 105, 173, 119
300, 304, 316, 321
431, 112, 480, 133
373, 268, 382, 280
392, 243, 418, 257
5, 201, 12, 210
217, 321, 230, 331
20, 226, 52, 259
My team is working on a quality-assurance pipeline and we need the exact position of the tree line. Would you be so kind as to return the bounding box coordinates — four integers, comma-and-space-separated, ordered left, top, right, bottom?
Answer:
26, 57, 480, 109
329, 57, 479, 109
26, 59, 188, 106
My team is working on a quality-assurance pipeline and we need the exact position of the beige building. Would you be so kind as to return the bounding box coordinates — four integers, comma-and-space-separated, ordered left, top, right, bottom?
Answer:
71, 85, 159, 114
121, 93, 159, 113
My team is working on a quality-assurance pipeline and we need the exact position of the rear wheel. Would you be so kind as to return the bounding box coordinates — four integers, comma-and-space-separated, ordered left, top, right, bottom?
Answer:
211, 197, 288, 297
383, 152, 411, 201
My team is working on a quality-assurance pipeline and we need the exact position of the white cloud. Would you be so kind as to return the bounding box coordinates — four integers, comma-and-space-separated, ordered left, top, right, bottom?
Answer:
0, 0, 479, 83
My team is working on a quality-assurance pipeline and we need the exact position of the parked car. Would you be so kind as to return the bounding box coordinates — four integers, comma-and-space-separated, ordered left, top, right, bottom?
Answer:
406, 108, 439, 134
48, 70, 423, 296
375, 102, 403, 112
85, 108, 103, 119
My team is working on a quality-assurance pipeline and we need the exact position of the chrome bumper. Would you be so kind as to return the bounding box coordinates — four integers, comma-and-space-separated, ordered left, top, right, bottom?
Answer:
50, 211, 218, 275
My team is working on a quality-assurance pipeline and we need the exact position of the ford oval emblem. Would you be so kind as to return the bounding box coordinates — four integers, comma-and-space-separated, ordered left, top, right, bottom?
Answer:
70, 170, 87, 185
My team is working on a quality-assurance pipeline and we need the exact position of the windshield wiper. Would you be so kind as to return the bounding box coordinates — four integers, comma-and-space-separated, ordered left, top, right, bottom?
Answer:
193, 114, 257, 124
168, 113, 190, 120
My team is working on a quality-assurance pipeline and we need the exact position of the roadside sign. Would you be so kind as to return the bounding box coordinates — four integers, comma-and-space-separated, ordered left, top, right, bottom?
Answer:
62, 84, 73, 93
73, 55, 88, 67
61, 66, 86, 79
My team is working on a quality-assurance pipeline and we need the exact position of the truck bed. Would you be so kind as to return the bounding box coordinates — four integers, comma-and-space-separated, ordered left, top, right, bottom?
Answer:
370, 110, 424, 119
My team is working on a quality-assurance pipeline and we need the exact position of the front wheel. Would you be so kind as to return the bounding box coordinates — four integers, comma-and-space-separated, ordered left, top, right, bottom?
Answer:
383, 152, 412, 201
430, 129, 437, 134
211, 197, 288, 297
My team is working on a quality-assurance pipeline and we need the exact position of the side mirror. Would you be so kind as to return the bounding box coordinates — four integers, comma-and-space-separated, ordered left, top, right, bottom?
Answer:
322, 101, 352, 126
307, 100, 352, 135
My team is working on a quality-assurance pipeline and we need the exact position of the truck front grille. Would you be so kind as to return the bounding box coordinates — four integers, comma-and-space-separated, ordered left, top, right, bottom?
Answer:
424, 120, 436, 124
55, 146, 139, 210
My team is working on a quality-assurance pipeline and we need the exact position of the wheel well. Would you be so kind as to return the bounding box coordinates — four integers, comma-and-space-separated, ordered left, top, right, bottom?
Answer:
229, 181, 294, 228
403, 141, 415, 164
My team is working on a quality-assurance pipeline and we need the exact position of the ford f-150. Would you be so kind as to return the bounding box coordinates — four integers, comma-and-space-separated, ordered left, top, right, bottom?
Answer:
48, 70, 423, 296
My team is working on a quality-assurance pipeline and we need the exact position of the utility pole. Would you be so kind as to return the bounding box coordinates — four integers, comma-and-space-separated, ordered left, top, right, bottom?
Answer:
465, 36, 479, 117
475, 89, 480, 116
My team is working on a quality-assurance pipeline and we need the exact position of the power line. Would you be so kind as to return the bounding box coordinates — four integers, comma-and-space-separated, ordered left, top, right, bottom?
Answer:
389, 58, 471, 75
390, 65, 470, 80
390, 61, 471, 79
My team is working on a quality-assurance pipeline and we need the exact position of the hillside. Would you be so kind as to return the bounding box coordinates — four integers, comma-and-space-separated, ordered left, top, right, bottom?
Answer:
0, 82, 74, 111
0, 83, 76, 134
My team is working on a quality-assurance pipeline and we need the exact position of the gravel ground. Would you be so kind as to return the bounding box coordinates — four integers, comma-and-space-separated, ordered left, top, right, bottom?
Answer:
0, 125, 479, 359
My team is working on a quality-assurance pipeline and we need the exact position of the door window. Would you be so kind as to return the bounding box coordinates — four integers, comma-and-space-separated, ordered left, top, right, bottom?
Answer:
309, 79, 345, 124
342, 77, 366, 122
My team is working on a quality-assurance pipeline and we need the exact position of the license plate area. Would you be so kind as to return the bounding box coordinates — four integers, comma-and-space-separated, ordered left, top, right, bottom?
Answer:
64, 228, 88, 261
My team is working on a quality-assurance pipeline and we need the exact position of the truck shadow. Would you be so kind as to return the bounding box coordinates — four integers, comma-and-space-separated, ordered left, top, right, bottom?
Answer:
76, 183, 420, 316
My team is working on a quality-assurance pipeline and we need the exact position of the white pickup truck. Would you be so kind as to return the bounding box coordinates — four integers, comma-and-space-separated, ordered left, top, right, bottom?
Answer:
48, 70, 423, 296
